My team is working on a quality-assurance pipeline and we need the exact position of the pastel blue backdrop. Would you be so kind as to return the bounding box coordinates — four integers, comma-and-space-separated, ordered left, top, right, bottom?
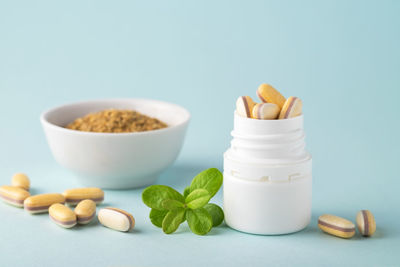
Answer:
0, 0, 399, 266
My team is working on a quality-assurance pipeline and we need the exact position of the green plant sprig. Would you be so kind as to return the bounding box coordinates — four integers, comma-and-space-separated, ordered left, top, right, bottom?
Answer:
142, 168, 224, 235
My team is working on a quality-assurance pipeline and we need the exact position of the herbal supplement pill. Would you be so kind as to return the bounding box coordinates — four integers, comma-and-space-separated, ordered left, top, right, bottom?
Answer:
252, 103, 280, 120
278, 96, 303, 119
98, 207, 135, 232
236, 96, 256, 118
0, 185, 30, 208
74, 199, 96, 225
24, 193, 65, 214
49, 203, 77, 228
256, 84, 286, 109
318, 214, 355, 239
356, 210, 376, 237
11, 173, 30, 191
63, 187, 104, 205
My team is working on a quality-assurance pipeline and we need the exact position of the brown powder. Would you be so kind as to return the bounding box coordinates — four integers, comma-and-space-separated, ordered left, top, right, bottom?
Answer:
66, 109, 168, 133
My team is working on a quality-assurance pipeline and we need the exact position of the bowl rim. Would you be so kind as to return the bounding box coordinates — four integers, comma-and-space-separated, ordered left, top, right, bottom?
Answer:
40, 98, 191, 136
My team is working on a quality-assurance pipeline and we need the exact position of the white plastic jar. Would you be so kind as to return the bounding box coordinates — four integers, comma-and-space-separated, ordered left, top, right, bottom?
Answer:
223, 112, 312, 235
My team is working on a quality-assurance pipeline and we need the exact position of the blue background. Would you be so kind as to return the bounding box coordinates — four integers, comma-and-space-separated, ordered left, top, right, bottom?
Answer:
0, 0, 399, 266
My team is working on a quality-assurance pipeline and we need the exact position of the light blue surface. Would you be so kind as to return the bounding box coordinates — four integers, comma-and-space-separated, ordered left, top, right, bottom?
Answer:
0, 0, 399, 266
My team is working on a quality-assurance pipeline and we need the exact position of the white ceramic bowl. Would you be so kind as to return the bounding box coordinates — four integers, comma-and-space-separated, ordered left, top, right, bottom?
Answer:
40, 99, 190, 189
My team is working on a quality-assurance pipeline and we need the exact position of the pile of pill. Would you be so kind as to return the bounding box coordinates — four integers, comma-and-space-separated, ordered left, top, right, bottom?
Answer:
0, 173, 135, 232
236, 84, 302, 120
318, 211, 376, 239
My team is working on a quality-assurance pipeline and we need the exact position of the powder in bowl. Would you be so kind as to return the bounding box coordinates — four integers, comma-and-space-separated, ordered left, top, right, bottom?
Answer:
66, 109, 168, 133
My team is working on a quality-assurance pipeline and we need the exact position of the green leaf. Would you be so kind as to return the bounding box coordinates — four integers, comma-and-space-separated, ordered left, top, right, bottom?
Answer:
186, 208, 213, 235
190, 168, 223, 198
204, 203, 224, 227
185, 189, 211, 209
162, 208, 186, 234
181, 215, 186, 224
162, 199, 185, 210
142, 185, 185, 210
183, 186, 191, 198
149, 209, 168, 228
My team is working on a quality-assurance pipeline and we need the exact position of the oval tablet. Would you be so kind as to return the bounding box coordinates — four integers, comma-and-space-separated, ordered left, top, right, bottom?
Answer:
318, 214, 355, 239
75, 199, 96, 225
24, 193, 65, 214
252, 103, 280, 120
49, 203, 77, 228
11, 173, 30, 191
0, 185, 30, 208
356, 210, 376, 237
63, 188, 104, 205
256, 84, 286, 109
98, 207, 135, 232
279, 96, 302, 119
236, 96, 256, 118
